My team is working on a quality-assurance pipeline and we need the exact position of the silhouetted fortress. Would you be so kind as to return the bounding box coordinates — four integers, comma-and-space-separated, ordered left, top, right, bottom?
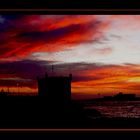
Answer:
37, 73, 72, 102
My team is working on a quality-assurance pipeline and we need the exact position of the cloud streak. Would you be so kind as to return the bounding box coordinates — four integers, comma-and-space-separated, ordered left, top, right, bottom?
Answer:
0, 15, 110, 61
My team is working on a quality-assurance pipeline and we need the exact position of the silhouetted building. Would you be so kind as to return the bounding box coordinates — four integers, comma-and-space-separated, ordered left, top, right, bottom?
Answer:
113, 92, 136, 100
0, 89, 7, 96
37, 73, 72, 102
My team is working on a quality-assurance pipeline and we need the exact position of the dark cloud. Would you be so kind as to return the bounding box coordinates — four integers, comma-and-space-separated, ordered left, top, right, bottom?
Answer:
3, 15, 24, 20
18, 24, 81, 42
18, 21, 99, 44
0, 59, 56, 88
0, 59, 55, 79
0, 60, 112, 88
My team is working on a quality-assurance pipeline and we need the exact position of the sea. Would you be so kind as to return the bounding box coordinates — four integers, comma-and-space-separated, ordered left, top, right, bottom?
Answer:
84, 101, 140, 118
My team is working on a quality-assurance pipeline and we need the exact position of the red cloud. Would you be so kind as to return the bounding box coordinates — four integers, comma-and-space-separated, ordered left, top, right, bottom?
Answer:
0, 15, 110, 61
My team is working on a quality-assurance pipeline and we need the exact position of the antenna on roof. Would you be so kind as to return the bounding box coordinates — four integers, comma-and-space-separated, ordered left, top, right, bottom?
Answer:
52, 65, 54, 76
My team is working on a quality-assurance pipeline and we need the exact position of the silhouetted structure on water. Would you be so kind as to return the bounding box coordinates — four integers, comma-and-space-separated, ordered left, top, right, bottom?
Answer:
113, 92, 136, 100
102, 92, 136, 101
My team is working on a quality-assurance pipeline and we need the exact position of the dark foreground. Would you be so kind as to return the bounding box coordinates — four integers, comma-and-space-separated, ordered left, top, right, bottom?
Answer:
0, 96, 140, 128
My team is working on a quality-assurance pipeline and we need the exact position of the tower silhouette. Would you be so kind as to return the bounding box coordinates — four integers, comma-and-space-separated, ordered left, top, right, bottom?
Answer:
37, 73, 72, 102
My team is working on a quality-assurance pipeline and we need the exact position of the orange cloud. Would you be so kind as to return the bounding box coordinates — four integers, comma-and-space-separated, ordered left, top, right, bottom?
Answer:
72, 64, 140, 95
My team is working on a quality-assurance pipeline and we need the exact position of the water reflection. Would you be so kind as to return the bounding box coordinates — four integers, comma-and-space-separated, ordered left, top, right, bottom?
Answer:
85, 101, 140, 118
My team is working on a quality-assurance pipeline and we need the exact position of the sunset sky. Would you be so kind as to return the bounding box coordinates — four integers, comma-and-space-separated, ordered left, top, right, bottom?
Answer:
0, 15, 140, 99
